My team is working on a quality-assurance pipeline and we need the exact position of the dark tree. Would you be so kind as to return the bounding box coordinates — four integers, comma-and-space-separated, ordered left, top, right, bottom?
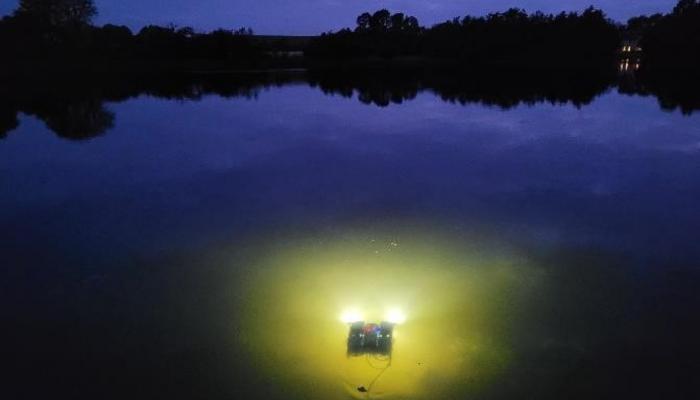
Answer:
91, 24, 133, 57
640, 0, 700, 69
356, 12, 371, 32
423, 7, 619, 68
308, 9, 422, 59
309, 7, 619, 67
673, 0, 699, 15
627, 14, 663, 33
370, 9, 391, 32
0, 108, 20, 138
15, 0, 98, 27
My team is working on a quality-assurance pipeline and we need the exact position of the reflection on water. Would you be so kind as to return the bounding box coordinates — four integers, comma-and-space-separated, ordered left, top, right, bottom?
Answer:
3, 68, 700, 140
619, 58, 640, 72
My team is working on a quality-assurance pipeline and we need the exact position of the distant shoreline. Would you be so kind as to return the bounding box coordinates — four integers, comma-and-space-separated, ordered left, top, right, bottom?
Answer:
2, 2, 700, 76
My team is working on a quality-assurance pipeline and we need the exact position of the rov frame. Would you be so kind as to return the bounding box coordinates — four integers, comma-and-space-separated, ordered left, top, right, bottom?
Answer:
346, 321, 394, 356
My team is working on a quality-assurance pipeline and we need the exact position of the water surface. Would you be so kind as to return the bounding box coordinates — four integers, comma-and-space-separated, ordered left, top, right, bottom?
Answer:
2, 71, 700, 399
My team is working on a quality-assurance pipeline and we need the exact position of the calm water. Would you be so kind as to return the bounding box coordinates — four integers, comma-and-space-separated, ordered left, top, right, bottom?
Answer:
2, 71, 700, 399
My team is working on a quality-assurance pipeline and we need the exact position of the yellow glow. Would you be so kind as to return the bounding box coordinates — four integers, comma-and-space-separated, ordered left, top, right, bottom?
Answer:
340, 309, 364, 323
227, 224, 542, 399
385, 308, 407, 324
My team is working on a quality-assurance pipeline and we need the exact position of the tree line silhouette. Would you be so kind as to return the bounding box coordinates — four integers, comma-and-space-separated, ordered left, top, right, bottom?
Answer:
1, 0, 699, 71
0, 0, 262, 71
307, 2, 700, 70
634, 0, 700, 69
307, 8, 620, 68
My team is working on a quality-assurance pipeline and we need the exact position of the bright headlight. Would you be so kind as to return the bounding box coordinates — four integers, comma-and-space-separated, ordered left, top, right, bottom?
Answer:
340, 309, 363, 324
386, 308, 406, 324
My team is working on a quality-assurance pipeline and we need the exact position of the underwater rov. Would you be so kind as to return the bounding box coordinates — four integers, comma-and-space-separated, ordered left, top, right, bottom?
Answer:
346, 321, 394, 356
342, 309, 404, 356
341, 310, 405, 397
345, 321, 395, 397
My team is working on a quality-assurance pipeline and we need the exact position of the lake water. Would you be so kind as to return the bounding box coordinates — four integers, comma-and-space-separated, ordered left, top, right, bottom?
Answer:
2, 71, 700, 399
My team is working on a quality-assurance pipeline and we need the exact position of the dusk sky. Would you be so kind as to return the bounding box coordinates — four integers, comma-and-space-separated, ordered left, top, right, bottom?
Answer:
0, 1, 678, 34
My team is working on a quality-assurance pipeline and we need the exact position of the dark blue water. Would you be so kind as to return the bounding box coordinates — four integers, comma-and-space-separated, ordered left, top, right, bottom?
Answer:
2, 75, 700, 399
